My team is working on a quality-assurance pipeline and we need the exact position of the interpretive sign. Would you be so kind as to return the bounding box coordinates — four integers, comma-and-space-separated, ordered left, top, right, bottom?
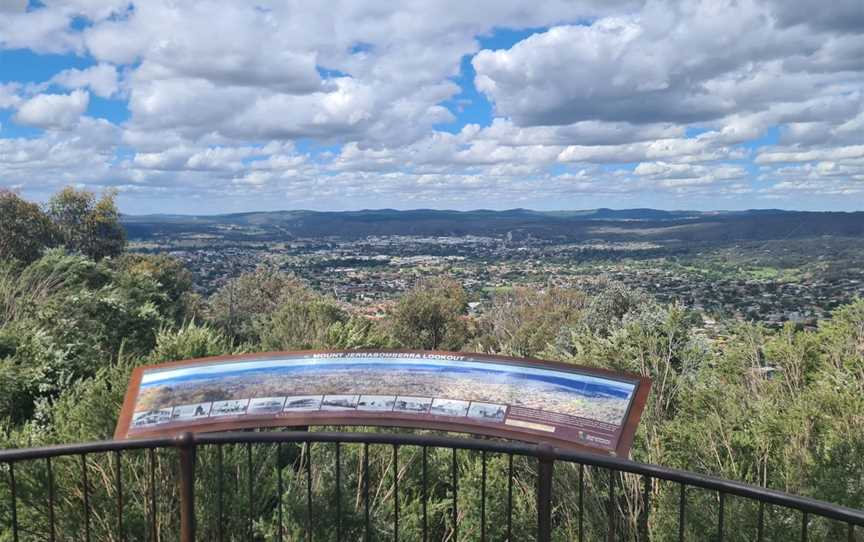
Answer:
116, 350, 651, 455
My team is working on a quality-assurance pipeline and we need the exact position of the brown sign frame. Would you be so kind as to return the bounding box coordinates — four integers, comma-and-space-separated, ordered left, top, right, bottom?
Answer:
116, 349, 651, 456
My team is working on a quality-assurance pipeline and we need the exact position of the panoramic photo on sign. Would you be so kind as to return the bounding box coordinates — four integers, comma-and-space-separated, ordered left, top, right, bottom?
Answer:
116, 351, 651, 455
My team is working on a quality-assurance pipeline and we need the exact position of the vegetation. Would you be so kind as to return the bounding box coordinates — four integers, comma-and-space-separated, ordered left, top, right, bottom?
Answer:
0, 190, 57, 264
46, 187, 126, 261
388, 278, 469, 350
0, 187, 125, 264
0, 189, 862, 540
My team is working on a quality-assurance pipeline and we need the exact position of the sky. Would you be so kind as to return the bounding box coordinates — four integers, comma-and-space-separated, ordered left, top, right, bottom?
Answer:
141, 354, 636, 397
0, 0, 862, 214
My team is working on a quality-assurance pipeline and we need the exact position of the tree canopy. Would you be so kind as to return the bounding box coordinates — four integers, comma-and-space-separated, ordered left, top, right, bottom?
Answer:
47, 187, 126, 260
0, 189, 57, 263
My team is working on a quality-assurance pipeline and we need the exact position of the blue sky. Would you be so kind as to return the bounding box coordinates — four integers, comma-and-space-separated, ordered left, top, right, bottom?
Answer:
141, 353, 636, 397
0, 1, 862, 213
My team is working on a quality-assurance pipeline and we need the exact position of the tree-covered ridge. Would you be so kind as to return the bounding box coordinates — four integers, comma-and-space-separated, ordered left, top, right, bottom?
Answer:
0, 189, 862, 540
122, 207, 864, 243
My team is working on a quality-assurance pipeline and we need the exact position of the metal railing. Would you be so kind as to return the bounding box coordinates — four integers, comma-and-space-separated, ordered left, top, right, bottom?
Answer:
1, 430, 862, 541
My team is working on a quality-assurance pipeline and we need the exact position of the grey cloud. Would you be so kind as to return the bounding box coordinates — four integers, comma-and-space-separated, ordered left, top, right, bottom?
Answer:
770, 0, 864, 33
0, 0, 26, 13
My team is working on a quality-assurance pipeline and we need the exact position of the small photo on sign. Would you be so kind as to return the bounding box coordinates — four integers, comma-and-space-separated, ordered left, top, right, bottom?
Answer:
283, 395, 323, 411
467, 402, 507, 422
248, 397, 286, 414
430, 398, 470, 417
321, 395, 359, 410
210, 399, 249, 417
171, 403, 212, 421
132, 409, 172, 427
358, 395, 396, 411
393, 396, 432, 414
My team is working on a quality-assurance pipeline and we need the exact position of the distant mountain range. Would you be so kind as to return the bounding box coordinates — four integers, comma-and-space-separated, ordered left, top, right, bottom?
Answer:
122, 208, 864, 243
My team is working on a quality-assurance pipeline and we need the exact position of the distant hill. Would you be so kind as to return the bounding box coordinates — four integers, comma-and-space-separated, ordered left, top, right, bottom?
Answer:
122, 208, 864, 243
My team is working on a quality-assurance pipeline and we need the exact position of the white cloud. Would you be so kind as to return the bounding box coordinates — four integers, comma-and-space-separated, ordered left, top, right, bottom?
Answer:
0, 84, 21, 109
13, 90, 90, 129
634, 162, 748, 188
0, 117, 118, 197
51, 63, 119, 99
472, 1, 857, 127
0, 6, 81, 53
557, 136, 742, 164
479, 118, 685, 147
755, 145, 864, 164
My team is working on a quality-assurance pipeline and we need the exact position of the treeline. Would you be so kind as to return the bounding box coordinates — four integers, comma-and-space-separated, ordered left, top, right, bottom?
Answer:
0, 188, 862, 540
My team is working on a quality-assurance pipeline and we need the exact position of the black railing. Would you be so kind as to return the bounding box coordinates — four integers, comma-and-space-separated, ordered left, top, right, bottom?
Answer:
1, 430, 863, 541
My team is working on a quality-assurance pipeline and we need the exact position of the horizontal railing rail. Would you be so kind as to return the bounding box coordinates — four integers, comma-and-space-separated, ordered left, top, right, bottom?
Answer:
1, 430, 862, 541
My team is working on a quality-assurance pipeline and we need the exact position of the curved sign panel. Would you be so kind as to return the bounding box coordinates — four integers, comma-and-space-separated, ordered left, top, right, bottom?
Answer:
116, 350, 651, 456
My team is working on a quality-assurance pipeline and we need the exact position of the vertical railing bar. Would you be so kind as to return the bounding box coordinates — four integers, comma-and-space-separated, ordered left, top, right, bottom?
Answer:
608, 469, 616, 542
335, 442, 341, 542
422, 446, 428, 542
507, 454, 514, 542
536, 449, 554, 542
848, 523, 854, 542
607, 469, 618, 542
46, 456, 56, 542
452, 447, 458, 542
247, 442, 254, 542
718, 491, 725, 542
305, 441, 312, 542
393, 444, 399, 542
115, 450, 124, 542
277, 442, 284, 542
80, 454, 91, 542
801, 511, 808, 542
640, 475, 650, 542
178, 434, 197, 542
216, 444, 224, 542
578, 463, 584, 542
678, 483, 685, 542
9, 461, 18, 542
364, 442, 370, 542
149, 448, 157, 542
480, 450, 486, 542
757, 501, 764, 542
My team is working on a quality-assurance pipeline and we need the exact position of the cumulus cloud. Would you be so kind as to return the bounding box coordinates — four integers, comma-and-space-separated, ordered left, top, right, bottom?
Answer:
13, 90, 90, 129
51, 63, 119, 99
0, 5, 81, 53
0, 116, 118, 198
472, 1, 856, 127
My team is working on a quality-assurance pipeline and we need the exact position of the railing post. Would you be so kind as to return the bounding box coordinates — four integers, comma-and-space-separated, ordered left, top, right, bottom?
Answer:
641, 475, 651, 542
177, 432, 196, 542
537, 444, 555, 542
